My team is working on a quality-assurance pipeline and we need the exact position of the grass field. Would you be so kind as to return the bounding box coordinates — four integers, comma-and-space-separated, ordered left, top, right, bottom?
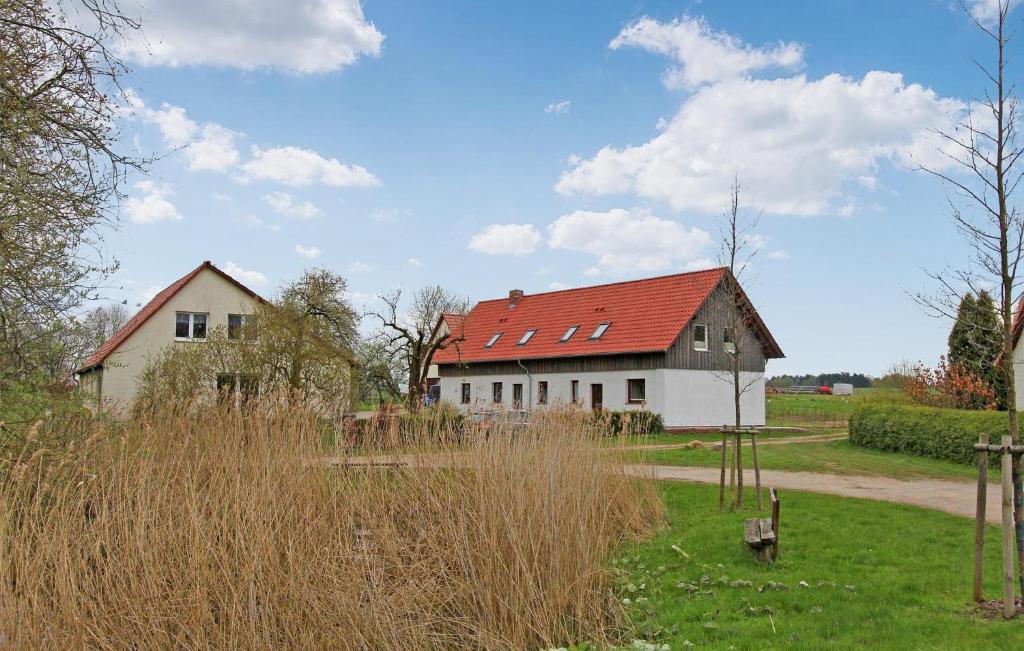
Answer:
766, 388, 900, 428
624, 439, 985, 482
617, 482, 1021, 649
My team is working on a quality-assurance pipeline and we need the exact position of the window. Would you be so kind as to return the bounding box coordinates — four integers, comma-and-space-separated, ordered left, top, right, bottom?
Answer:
589, 322, 610, 339
461, 382, 471, 405
538, 381, 548, 405
485, 332, 503, 348
627, 378, 646, 404
560, 325, 579, 342
512, 383, 523, 408
571, 380, 579, 404
175, 312, 208, 341
723, 327, 736, 354
693, 324, 708, 351
228, 314, 256, 340
492, 382, 503, 404
518, 329, 536, 345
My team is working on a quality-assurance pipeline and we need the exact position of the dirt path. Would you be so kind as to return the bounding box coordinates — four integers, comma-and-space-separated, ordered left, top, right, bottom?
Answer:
615, 432, 847, 452
626, 464, 1001, 523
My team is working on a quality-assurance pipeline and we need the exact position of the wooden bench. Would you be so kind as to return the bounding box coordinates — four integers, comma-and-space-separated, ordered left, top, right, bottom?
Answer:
744, 488, 780, 562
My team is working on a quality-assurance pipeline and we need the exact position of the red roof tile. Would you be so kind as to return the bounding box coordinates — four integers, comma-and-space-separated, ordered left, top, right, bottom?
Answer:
433, 268, 782, 364
76, 261, 265, 373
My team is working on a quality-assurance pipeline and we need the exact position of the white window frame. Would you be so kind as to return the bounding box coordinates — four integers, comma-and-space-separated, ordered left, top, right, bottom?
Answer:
484, 332, 503, 348
589, 322, 611, 340
175, 312, 209, 342
560, 325, 579, 342
518, 329, 537, 345
693, 323, 708, 352
227, 314, 252, 340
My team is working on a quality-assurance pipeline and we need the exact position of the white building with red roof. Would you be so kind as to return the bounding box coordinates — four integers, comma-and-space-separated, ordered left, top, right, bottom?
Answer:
432, 268, 783, 428
76, 261, 265, 410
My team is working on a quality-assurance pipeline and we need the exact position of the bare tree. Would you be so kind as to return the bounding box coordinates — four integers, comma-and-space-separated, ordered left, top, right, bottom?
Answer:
370, 286, 467, 411
915, 0, 1024, 598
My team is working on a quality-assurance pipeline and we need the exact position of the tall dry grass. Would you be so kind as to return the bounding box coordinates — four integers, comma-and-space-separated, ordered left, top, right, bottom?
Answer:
0, 404, 663, 649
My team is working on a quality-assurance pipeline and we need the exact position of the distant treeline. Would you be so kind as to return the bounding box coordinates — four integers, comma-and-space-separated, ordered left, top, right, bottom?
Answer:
767, 373, 873, 389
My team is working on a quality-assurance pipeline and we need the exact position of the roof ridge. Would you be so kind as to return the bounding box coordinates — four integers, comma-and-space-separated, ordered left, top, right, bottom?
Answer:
472, 267, 727, 304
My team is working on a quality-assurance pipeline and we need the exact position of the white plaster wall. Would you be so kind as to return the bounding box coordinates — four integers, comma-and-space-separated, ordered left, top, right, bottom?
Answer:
99, 268, 258, 411
439, 368, 765, 427
1015, 338, 1024, 411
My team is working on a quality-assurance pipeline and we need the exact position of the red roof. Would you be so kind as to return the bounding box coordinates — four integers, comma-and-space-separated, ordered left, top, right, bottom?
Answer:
76, 261, 265, 373
433, 268, 782, 364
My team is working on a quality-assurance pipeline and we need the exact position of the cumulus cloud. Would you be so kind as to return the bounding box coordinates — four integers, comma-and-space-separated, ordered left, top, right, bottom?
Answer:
468, 224, 542, 256
222, 261, 268, 287
123, 93, 239, 172
125, 181, 183, 224
185, 123, 241, 172
407, 257, 423, 267
545, 100, 571, 115
547, 208, 711, 276
263, 191, 323, 219
967, 0, 1023, 25
557, 68, 963, 215
294, 244, 322, 259
118, 0, 384, 73
610, 15, 803, 88
240, 146, 380, 187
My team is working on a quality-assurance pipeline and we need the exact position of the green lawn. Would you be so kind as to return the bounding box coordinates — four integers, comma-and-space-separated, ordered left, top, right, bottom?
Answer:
766, 388, 901, 427
616, 482, 1020, 649
628, 439, 988, 482
606, 428, 847, 448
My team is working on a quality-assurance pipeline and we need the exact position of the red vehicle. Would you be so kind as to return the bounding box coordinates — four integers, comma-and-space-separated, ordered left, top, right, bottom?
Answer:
818, 386, 832, 395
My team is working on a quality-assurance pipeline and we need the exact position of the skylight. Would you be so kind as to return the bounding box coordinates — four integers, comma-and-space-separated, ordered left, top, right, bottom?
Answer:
518, 329, 536, 345
484, 332, 502, 348
589, 322, 610, 340
560, 325, 579, 342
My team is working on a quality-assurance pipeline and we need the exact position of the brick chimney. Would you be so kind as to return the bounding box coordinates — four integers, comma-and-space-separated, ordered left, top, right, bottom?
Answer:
508, 289, 524, 307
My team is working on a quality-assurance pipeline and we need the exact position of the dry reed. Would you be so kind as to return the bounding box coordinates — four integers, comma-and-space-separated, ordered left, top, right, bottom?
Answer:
0, 403, 662, 649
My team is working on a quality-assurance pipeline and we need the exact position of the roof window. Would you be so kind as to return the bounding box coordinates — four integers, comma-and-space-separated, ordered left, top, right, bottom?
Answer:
560, 325, 579, 342
484, 332, 502, 348
589, 322, 610, 340
518, 329, 536, 345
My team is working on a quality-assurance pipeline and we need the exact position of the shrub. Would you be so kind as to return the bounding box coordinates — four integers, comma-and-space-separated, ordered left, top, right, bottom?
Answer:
597, 409, 665, 436
901, 356, 997, 411
849, 403, 1008, 466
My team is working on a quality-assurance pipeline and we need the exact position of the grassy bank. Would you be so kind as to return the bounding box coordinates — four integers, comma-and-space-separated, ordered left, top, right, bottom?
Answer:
618, 482, 1020, 649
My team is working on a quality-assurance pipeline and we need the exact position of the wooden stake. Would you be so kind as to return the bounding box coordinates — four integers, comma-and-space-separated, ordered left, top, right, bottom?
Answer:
729, 429, 737, 506
718, 431, 728, 512
736, 431, 744, 509
751, 431, 763, 510
974, 432, 989, 603
1001, 435, 1015, 619
770, 488, 780, 562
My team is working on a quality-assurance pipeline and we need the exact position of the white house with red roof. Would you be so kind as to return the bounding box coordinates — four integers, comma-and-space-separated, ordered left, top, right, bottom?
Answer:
432, 268, 783, 428
76, 261, 264, 410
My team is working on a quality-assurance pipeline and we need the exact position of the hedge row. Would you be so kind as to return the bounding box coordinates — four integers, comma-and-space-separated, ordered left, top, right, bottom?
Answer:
849, 403, 1008, 466
597, 409, 665, 436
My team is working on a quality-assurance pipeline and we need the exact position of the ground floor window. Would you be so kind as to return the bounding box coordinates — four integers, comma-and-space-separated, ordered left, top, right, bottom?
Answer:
537, 380, 548, 405
512, 383, 523, 408
217, 373, 258, 402
492, 381, 503, 404
571, 379, 579, 403
461, 382, 471, 404
627, 378, 646, 404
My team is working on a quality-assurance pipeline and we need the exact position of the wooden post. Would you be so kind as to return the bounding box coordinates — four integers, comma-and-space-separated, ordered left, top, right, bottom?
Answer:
719, 431, 728, 512
736, 431, 744, 509
770, 488, 780, 562
1001, 435, 1015, 619
729, 428, 737, 506
750, 430, 763, 510
974, 432, 989, 603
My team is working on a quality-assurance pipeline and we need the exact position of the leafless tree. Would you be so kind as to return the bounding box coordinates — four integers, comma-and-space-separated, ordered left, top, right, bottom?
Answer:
370, 286, 468, 411
915, 0, 1024, 597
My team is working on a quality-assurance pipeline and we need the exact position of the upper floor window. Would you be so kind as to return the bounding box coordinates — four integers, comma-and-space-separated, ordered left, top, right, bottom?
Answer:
228, 314, 256, 340
560, 325, 579, 342
693, 324, 708, 352
723, 327, 736, 354
175, 312, 207, 341
589, 322, 610, 340
485, 332, 503, 348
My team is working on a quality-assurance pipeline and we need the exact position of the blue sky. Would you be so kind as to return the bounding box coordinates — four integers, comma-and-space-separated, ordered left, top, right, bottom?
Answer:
99, 0, 1015, 376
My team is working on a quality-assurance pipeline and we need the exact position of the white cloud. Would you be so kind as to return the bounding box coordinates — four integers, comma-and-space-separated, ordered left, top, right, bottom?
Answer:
610, 15, 803, 88
125, 181, 183, 224
263, 191, 323, 219
967, 0, 1022, 25
545, 100, 571, 115
294, 244, 322, 259
371, 207, 410, 223
240, 146, 380, 187
684, 258, 716, 272
407, 257, 423, 267
468, 223, 542, 256
241, 214, 280, 231
765, 249, 789, 260
348, 261, 372, 273
118, 0, 384, 73
222, 261, 268, 287
547, 208, 711, 276
557, 69, 963, 216
548, 281, 571, 290
185, 123, 240, 172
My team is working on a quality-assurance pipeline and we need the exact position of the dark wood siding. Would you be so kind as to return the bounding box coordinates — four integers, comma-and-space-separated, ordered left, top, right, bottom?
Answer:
438, 352, 666, 377
666, 283, 766, 372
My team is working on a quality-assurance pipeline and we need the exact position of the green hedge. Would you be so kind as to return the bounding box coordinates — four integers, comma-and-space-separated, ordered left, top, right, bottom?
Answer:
849, 403, 1008, 466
